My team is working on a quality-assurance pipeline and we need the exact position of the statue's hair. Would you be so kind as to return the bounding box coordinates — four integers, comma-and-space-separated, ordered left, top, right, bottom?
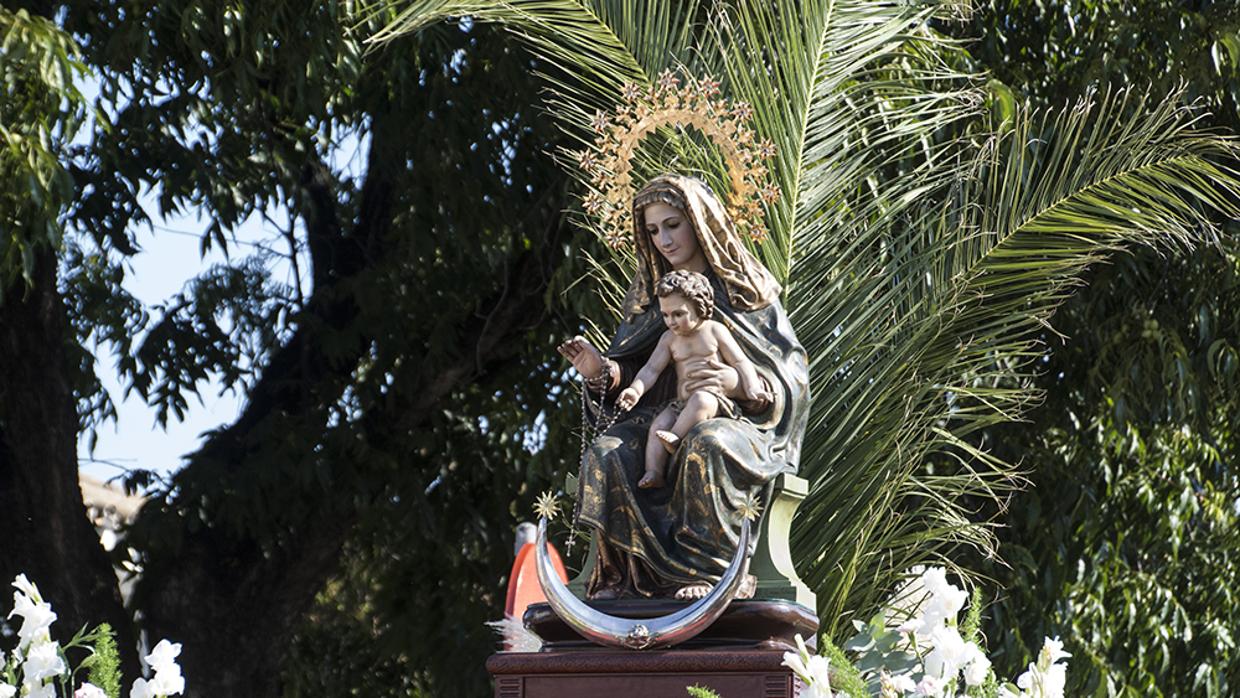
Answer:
656, 270, 714, 320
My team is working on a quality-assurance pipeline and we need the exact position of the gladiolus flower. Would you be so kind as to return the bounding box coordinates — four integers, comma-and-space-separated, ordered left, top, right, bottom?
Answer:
21, 640, 66, 683
129, 678, 154, 698
782, 634, 834, 697
8, 590, 57, 650
143, 639, 186, 696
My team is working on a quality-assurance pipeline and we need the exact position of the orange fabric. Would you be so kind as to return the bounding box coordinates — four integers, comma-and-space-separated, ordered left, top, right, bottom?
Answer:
504, 542, 568, 630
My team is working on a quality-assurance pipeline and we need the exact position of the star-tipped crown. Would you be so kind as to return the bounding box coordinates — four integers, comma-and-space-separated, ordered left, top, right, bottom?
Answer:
574, 69, 781, 249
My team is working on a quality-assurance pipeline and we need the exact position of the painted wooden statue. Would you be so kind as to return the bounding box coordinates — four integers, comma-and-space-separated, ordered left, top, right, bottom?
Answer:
557, 174, 810, 603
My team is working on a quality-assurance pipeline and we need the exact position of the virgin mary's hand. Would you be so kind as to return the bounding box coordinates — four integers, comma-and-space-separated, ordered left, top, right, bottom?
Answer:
556, 335, 604, 379
682, 359, 739, 397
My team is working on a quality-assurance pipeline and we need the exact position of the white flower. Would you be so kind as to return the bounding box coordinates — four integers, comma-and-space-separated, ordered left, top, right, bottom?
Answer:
915, 674, 943, 696
1041, 664, 1067, 698
802, 655, 834, 698
76, 684, 108, 698
922, 625, 969, 679
151, 663, 185, 696
0, 683, 15, 698
782, 634, 833, 698
917, 568, 968, 632
144, 639, 185, 695
1040, 637, 1070, 664
781, 649, 812, 681
21, 640, 66, 683
962, 642, 991, 686
130, 677, 155, 698
8, 592, 57, 649
893, 567, 968, 638
145, 640, 182, 673
1016, 636, 1071, 698
888, 567, 927, 610
25, 683, 56, 698
11, 575, 40, 602
1016, 663, 1036, 691
884, 672, 917, 694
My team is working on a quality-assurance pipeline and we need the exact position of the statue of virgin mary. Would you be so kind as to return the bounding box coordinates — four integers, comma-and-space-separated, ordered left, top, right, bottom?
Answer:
558, 173, 810, 601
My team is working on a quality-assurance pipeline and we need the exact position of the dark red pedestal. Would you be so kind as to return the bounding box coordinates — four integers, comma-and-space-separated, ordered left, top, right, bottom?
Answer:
488, 649, 803, 697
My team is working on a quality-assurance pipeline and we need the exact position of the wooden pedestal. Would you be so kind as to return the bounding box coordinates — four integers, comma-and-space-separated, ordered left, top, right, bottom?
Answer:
488, 649, 802, 697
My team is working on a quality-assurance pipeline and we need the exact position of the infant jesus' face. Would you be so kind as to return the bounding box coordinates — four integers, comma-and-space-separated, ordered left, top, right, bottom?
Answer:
659, 292, 705, 336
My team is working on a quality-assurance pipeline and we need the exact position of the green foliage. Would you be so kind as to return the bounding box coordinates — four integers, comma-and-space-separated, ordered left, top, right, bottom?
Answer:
844, 611, 918, 691
377, 0, 1240, 657
23, 0, 593, 693
685, 686, 722, 698
0, 8, 90, 296
820, 634, 869, 698
961, 0, 1240, 129
972, 245, 1240, 696
959, 586, 983, 645
1, 1, 1235, 694
941, 3, 1240, 695
79, 623, 123, 698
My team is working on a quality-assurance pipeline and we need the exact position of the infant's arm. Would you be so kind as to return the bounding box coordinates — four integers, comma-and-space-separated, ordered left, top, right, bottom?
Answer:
712, 322, 770, 401
617, 331, 673, 409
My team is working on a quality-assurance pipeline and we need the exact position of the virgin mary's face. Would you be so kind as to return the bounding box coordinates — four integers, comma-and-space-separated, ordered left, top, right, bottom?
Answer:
643, 201, 707, 273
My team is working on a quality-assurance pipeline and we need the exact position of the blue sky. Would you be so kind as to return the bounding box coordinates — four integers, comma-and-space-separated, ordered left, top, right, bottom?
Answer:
77, 208, 278, 485
73, 76, 368, 486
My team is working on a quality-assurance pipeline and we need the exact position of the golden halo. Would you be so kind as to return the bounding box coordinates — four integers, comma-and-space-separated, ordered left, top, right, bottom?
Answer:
574, 69, 780, 249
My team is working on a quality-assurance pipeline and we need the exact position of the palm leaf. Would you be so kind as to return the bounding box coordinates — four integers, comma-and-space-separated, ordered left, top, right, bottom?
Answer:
372, 1, 1240, 637
369, 0, 705, 135
792, 84, 1240, 629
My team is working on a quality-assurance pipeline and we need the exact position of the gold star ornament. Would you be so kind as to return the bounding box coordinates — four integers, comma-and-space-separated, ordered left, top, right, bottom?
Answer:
533, 490, 561, 521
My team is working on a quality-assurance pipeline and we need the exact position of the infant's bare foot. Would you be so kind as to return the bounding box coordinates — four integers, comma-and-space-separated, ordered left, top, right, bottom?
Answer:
655, 430, 680, 454
638, 469, 665, 489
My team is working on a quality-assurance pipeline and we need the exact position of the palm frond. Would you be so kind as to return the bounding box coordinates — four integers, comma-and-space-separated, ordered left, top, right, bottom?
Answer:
369, 0, 705, 136
791, 84, 1240, 630
713, 0, 981, 281
373, 1, 1240, 638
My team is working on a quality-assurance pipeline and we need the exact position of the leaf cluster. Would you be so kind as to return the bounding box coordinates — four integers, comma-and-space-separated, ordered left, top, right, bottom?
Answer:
957, 0, 1240, 130
937, 3, 1240, 694
0, 8, 91, 297
5, 0, 601, 692
968, 244, 1240, 696
79, 623, 122, 698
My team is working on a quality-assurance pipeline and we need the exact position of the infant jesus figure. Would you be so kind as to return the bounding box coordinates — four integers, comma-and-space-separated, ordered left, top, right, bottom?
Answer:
616, 270, 773, 489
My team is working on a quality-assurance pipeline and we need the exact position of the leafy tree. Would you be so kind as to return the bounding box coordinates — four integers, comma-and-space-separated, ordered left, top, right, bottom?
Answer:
979, 246, 1240, 695
948, 2, 1240, 693
964, 0, 1240, 129
3, 1, 588, 695
0, 6, 137, 676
